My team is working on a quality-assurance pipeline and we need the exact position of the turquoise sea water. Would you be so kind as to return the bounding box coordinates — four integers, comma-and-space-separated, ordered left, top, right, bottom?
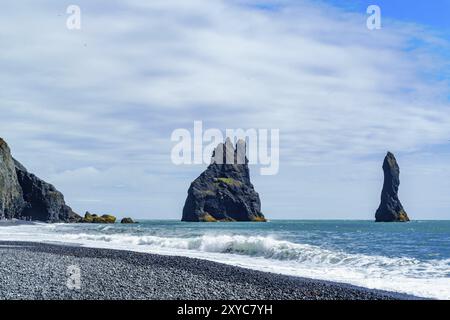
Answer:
1, 220, 449, 299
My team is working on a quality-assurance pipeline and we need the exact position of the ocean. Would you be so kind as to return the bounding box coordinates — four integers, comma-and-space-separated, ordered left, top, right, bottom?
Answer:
0, 220, 449, 299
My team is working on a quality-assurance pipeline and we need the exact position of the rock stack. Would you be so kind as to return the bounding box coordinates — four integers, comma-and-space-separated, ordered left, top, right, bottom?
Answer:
182, 138, 266, 222
375, 152, 410, 222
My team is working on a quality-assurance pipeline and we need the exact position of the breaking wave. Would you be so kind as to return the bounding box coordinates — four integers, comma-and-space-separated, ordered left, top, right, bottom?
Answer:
58, 233, 450, 279
1, 223, 449, 299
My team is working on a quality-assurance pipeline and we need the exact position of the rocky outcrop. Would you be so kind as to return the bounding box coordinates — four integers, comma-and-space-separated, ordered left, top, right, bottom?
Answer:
182, 139, 266, 222
0, 139, 26, 220
14, 159, 81, 223
375, 152, 410, 222
81, 212, 116, 223
0, 137, 80, 222
121, 217, 135, 224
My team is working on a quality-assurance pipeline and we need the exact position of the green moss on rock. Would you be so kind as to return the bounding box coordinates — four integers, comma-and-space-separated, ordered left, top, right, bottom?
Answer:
252, 216, 267, 222
81, 212, 116, 224
216, 177, 241, 187
398, 210, 410, 222
199, 213, 217, 222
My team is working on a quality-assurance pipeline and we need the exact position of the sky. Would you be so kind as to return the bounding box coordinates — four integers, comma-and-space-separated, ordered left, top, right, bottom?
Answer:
1, 0, 450, 220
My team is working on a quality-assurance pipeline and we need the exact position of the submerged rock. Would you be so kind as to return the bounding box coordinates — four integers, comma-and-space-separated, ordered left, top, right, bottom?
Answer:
182, 138, 266, 222
375, 152, 410, 222
0, 138, 80, 222
120, 217, 135, 224
82, 212, 116, 224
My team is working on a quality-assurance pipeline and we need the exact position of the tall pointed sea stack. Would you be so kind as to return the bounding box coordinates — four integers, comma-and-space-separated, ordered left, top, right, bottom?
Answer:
182, 138, 266, 222
0, 137, 80, 222
375, 152, 410, 222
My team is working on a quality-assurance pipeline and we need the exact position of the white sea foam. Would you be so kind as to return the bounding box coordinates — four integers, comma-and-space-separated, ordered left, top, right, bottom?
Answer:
0, 223, 449, 299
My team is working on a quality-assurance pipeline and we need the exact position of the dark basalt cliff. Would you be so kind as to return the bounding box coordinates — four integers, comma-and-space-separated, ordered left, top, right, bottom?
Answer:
375, 152, 410, 222
0, 139, 26, 219
0, 138, 80, 222
182, 139, 266, 222
14, 159, 80, 222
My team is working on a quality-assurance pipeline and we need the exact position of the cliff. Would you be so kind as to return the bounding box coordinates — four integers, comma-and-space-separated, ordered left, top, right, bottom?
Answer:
0, 138, 80, 222
0, 138, 26, 219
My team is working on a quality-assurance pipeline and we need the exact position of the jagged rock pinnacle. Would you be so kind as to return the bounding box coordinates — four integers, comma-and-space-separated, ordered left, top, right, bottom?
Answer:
182, 139, 265, 222
375, 152, 410, 222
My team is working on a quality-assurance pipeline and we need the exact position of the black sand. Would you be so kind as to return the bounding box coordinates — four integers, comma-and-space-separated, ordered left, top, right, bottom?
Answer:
0, 241, 421, 300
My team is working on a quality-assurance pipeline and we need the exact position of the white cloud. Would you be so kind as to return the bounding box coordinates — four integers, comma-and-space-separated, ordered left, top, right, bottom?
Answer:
0, 0, 449, 218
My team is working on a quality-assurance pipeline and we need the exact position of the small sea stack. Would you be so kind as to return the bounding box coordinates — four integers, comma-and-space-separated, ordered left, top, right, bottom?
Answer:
121, 217, 136, 224
375, 152, 410, 222
81, 212, 116, 224
182, 138, 266, 222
